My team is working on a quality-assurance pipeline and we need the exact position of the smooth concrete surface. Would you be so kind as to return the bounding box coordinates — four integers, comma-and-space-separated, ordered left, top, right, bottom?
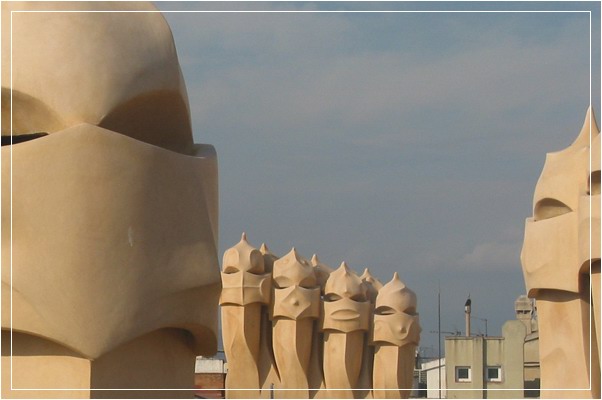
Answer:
1, 2, 220, 397
521, 107, 601, 398
271, 248, 320, 398
372, 273, 420, 399
220, 237, 419, 399
220, 234, 270, 399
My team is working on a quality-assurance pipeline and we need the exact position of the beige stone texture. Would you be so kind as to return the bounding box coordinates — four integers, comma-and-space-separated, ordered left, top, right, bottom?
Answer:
372, 346, 415, 399
261, 243, 279, 273
1, 1, 193, 154
271, 248, 320, 398
311, 254, 334, 294
308, 318, 328, 399
356, 268, 384, 399
308, 254, 331, 398
521, 107, 601, 398
221, 234, 271, 398
2, 331, 91, 399
258, 244, 281, 398
322, 262, 370, 398
1, 2, 220, 398
361, 268, 384, 304
371, 273, 420, 399
220, 240, 419, 399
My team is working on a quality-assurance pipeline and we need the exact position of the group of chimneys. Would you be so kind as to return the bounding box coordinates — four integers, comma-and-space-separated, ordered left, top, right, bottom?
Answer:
226, 232, 414, 303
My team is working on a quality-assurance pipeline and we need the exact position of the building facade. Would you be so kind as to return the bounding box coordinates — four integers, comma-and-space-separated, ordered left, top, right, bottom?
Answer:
444, 296, 539, 399
421, 358, 446, 398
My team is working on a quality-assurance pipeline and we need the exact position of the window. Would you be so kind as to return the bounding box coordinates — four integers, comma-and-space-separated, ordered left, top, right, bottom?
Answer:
487, 366, 502, 382
455, 366, 471, 382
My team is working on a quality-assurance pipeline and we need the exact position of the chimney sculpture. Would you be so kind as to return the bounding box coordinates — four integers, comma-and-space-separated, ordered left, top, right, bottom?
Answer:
220, 234, 271, 398
361, 268, 384, 303
322, 263, 371, 398
309, 255, 334, 398
521, 108, 601, 398
220, 239, 419, 399
372, 273, 421, 399
357, 268, 385, 398
271, 249, 321, 398
312, 254, 334, 294
1, 3, 220, 397
258, 244, 281, 397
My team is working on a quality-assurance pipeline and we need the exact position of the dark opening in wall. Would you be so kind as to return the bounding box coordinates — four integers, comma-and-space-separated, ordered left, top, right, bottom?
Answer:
1, 132, 48, 146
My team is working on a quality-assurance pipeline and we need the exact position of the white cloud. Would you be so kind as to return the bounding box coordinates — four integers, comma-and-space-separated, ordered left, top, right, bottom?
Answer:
155, 8, 595, 345
457, 241, 522, 271
176, 13, 589, 158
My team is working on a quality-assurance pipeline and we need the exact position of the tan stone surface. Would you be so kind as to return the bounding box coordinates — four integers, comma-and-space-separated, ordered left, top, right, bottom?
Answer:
311, 254, 334, 294
372, 346, 415, 399
371, 273, 420, 399
1, 1, 193, 154
361, 268, 384, 304
308, 254, 331, 398
3, 125, 219, 358
258, 243, 281, 398
2, 331, 91, 399
220, 240, 419, 399
271, 249, 320, 398
521, 107, 601, 398
356, 268, 383, 399
220, 234, 270, 398
1, 2, 220, 397
308, 318, 328, 399
322, 263, 370, 398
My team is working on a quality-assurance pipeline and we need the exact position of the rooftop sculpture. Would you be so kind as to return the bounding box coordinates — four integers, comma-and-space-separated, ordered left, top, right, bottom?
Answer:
1, 2, 219, 398
220, 235, 420, 399
521, 107, 601, 398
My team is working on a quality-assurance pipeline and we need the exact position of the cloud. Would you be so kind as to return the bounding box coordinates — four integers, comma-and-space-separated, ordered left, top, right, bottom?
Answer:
172, 12, 589, 163
457, 241, 522, 271
156, 7, 596, 345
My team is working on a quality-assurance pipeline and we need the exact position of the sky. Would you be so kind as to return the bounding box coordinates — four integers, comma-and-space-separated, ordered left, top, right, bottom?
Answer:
157, 1, 600, 357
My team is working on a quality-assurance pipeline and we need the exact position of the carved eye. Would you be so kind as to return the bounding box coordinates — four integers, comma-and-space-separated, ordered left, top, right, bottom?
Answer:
404, 306, 417, 316
534, 198, 572, 221
273, 276, 294, 289
249, 251, 264, 272
350, 293, 366, 302
590, 171, 601, 195
1, 132, 48, 146
222, 249, 240, 274
1, 88, 64, 139
222, 265, 239, 274
99, 91, 193, 154
375, 306, 396, 315
324, 293, 342, 302
298, 276, 317, 289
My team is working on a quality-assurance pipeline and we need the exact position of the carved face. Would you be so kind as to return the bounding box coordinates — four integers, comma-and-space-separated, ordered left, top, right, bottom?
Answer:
1, 2, 220, 358
372, 273, 420, 346
1, 2, 193, 152
322, 262, 370, 333
220, 234, 271, 306
271, 248, 320, 320
521, 109, 601, 295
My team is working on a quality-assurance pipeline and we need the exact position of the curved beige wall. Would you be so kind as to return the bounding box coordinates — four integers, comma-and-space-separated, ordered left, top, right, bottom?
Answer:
1, 2, 220, 397
1, 1, 193, 154
521, 108, 601, 398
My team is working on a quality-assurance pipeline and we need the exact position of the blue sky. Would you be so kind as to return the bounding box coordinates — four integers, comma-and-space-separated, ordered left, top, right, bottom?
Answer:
157, 1, 600, 355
